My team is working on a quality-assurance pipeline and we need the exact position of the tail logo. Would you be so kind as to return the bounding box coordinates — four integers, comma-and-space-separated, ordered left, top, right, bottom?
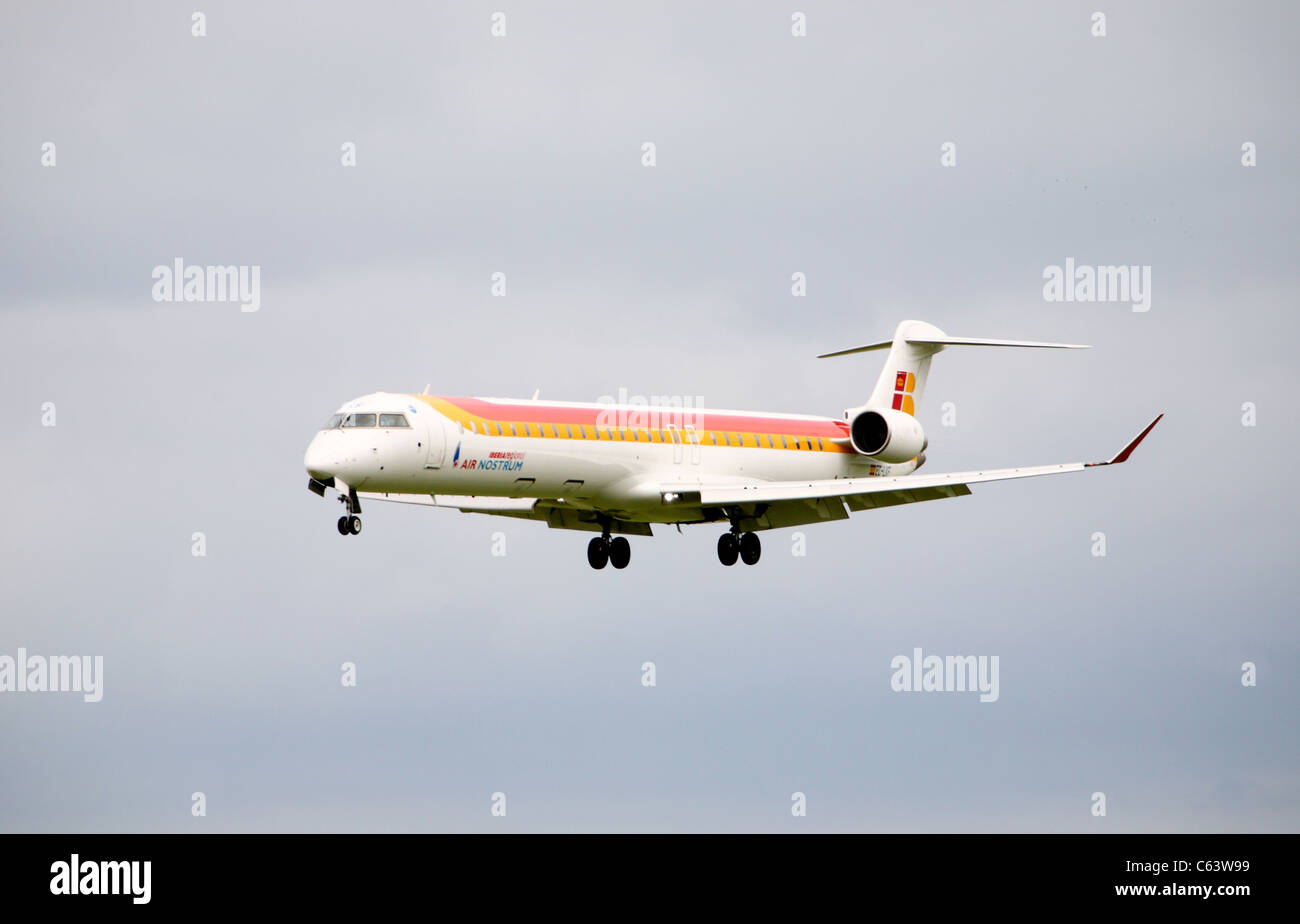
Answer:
891, 371, 916, 415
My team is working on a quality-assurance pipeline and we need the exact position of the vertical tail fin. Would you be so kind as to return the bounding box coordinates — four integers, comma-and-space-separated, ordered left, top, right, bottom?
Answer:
864, 320, 946, 414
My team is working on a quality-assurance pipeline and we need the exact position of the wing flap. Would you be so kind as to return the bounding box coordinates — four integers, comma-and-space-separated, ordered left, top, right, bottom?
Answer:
843, 483, 972, 511
697, 462, 1086, 507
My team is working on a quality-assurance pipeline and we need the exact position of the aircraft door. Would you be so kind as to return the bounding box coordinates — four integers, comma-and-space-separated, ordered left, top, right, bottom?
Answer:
424, 413, 446, 469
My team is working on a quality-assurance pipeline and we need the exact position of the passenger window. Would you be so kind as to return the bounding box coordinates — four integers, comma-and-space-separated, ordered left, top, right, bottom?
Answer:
342, 413, 376, 428
508, 423, 517, 436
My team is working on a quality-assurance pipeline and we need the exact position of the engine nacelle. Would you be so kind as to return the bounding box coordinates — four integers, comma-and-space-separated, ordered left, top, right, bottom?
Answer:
848, 408, 926, 463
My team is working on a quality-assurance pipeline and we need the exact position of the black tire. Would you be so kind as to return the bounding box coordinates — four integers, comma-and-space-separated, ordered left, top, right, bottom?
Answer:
608, 536, 631, 569
337, 516, 350, 535
349, 516, 362, 535
739, 531, 761, 565
717, 532, 739, 566
587, 536, 609, 569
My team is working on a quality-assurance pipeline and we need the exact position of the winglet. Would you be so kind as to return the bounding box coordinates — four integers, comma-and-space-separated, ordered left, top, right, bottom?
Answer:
1091, 413, 1163, 466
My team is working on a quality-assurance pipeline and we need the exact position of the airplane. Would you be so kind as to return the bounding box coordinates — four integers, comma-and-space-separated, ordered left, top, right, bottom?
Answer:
303, 319, 1161, 569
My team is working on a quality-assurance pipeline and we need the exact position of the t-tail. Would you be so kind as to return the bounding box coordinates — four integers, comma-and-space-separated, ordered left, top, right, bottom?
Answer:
819, 319, 1090, 417
818, 320, 1089, 466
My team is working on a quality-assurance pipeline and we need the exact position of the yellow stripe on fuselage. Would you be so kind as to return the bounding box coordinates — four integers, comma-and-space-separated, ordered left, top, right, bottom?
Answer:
411, 395, 852, 453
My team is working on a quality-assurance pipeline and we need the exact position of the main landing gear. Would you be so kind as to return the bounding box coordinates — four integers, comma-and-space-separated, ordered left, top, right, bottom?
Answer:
717, 529, 761, 566
337, 515, 362, 536
587, 521, 631, 570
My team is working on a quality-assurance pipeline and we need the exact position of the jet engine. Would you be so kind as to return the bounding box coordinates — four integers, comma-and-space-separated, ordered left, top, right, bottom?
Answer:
848, 408, 926, 463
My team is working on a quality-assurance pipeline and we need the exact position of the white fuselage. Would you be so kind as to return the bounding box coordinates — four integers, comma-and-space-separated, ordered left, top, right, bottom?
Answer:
304, 392, 916, 523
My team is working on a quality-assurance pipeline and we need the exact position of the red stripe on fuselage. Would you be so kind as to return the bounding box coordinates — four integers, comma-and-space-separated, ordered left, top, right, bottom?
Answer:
437, 396, 850, 438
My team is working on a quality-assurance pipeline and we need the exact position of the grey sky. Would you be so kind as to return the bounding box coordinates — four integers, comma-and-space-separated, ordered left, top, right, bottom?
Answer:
1, 1, 1297, 831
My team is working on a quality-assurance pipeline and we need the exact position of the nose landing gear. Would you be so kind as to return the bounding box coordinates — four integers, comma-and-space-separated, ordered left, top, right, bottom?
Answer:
335, 488, 362, 537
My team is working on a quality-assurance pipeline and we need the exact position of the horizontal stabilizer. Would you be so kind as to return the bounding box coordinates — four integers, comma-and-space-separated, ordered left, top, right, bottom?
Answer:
818, 336, 1089, 358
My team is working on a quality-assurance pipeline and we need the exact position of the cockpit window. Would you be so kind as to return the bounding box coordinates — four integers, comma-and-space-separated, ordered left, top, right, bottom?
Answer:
342, 413, 377, 428
379, 413, 410, 428
323, 414, 344, 430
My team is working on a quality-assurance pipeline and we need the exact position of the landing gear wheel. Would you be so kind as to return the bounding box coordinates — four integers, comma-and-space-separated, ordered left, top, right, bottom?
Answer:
608, 536, 631, 569
587, 536, 609, 570
739, 531, 761, 565
337, 516, 350, 535
717, 532, 739, 566
348, 516, 362, 535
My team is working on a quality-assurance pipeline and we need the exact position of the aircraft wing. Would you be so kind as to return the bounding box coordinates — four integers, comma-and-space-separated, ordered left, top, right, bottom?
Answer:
357, 492, 538, 513
354, 492, 654, 535
688, 414, 1162, 513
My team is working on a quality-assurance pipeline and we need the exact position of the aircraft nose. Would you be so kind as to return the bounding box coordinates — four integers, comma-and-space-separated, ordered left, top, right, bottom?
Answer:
304, 433, 334, 480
